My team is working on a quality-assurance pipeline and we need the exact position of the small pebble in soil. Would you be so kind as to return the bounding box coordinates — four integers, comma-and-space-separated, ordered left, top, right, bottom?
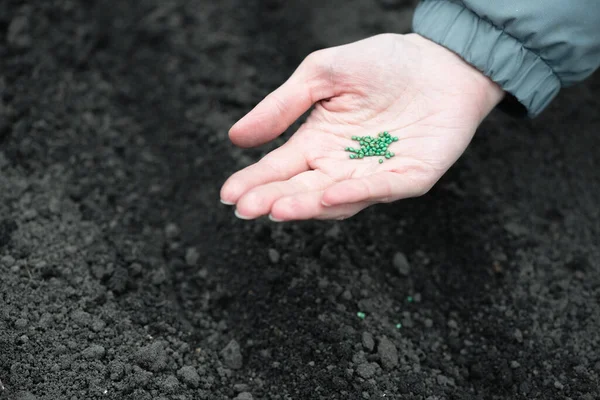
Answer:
362, 332, 375, 352
160, 375, 180, 393
268, 248, 280, 263
109, 361, 125, 381
393, 252, 411, 276
356, 362, 378, 379
514, 328, 524, 343
377, 336, 398, 370
1, 255, 15, 267
437, 374, 451, 386
82, 344, 106, 359
235, 392, 254, 400
7, 16, 32, 49
14, 318, 28, 329
221, 339, 243, 369
164, 223, 180, 240
71, 309, 92, 326
129, 262, 143, 276
554, 381, 564, 390
234, 383, 250, 392
135, 341, 168, 371
185, 247, 200, 266
177, 366, 200, 388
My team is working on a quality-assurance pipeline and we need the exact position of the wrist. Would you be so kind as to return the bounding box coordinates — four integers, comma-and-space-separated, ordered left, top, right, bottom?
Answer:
407, 33, 505, 121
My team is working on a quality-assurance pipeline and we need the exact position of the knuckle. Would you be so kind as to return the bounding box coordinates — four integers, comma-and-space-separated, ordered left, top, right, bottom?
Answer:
304, 50, 325, 68
282, 196, 304, 214
301, 50, 335, 100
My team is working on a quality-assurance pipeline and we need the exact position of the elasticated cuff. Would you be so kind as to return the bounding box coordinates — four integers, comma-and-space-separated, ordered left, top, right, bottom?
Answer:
412, 0, 561, 118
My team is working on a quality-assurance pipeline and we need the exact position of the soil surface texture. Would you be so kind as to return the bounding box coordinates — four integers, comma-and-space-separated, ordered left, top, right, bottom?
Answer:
1, 1, 599, 399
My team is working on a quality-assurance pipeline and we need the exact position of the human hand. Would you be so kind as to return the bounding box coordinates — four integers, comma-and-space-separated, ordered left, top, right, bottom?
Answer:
220, 33, 504, 221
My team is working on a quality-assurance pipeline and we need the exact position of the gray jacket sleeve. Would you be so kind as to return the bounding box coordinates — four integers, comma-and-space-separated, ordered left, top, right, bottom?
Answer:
412, 0, 600, 117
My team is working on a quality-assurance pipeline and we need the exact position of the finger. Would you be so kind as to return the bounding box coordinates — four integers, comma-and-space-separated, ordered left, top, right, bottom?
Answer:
220, 142, 309, 204
321, 171, 430, 206
235, 171, 334, 219
270, 191, 372, 221
229, 51, 335, 148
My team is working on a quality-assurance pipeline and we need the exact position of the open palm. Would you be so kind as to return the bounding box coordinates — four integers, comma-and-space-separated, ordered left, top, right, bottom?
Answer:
220, 34, 504, 221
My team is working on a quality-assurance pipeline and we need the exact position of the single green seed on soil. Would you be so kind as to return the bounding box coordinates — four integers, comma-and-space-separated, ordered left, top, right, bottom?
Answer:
396, 323, 402, 329
357, 311, 366, 319
407, 296, 414, 302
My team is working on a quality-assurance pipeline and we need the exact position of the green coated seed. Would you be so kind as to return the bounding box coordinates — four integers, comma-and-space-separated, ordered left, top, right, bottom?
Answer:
379, 159, 383, 164
395, 323, 402, 329
407, 296, 413, 302
357, 311, 366, 319
345, 131, 394, 163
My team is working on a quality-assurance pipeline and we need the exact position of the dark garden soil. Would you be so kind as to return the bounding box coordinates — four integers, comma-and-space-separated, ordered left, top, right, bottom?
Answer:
1, 0, 599, 399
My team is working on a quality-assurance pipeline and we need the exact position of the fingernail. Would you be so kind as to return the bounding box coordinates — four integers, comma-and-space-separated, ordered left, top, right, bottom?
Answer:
321, 200, 331, 207
234, 209, 253, 220
268, 214, 284, 223
220, 199, 235, 205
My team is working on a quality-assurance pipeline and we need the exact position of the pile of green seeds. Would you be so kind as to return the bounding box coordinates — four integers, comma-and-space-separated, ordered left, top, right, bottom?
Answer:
345, 131, 398, 163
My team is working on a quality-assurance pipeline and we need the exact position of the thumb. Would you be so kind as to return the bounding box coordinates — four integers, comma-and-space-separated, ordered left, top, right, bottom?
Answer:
229, 51, 335, 148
